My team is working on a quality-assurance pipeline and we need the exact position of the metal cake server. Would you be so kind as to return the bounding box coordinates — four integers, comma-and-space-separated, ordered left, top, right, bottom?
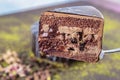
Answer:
31, 0, 120, 61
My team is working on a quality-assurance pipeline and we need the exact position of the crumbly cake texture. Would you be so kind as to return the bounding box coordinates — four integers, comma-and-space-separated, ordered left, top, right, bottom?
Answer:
38, 11, 104, 62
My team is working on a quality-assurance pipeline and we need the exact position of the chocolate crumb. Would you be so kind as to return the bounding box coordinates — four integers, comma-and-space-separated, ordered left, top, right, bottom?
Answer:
68, 47, 75, 51
79, 42, 86, 51
77, 32, 83, 41
61, 33, 66, 40
71, 38, 78, 44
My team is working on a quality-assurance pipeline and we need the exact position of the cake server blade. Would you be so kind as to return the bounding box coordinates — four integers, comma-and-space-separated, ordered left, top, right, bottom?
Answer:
33, 0, 100, 13
31, 0, 120, 61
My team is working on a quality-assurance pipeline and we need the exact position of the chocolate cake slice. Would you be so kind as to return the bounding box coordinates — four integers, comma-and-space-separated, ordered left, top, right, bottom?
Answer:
38, 6, 104, 62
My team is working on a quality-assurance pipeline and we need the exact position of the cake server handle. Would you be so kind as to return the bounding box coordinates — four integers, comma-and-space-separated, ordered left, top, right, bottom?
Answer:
99, 48, 120, 59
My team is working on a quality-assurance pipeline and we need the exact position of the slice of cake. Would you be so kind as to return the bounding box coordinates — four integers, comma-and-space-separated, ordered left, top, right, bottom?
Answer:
38, 6, 104, 62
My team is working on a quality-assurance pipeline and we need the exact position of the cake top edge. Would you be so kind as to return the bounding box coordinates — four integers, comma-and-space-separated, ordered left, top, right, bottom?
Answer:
42, 11, 104, 21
